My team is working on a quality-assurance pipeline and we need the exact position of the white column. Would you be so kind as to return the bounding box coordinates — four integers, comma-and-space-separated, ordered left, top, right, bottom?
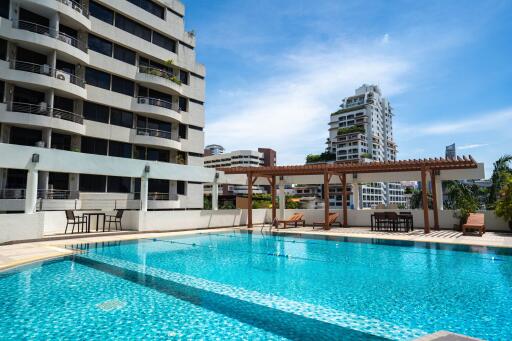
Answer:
435, 176, 443, 210
140, 175, 148, 212
25, 168, 38, 214
278, 178, 285, 219
212, 179, 219, 211
352, 182, 360, 210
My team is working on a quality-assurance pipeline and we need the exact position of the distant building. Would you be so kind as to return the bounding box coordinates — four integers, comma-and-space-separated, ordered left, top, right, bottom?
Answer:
445, 144, 456, 159
258, 148, 277, 167
204, 144, 225, 156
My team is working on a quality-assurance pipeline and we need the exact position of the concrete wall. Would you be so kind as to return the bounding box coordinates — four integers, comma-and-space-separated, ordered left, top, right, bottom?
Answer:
0, 213, 44, 244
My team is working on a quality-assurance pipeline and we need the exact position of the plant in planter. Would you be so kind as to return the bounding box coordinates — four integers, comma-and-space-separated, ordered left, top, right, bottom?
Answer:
495, 173, 512, 231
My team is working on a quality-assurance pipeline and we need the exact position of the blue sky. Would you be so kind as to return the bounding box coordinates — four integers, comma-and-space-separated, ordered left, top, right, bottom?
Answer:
182, 0, 512, 176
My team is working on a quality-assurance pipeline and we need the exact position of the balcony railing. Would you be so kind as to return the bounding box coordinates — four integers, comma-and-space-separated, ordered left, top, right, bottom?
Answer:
136, 127, 178, 141
37, 189, 79, 199
0, 188, 26, 199
56, 0, 90, 18
133, 192, 179, 201
8, 102, 84, 124
12, 20, 87, 52
137, 96, 180, 113
138, 65, 181, 85
9, 60, 85, 88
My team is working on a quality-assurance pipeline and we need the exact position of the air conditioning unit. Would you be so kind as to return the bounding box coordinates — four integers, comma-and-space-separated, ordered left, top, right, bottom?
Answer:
40, 64, 51, 75
38, 102, 47, 113
138, 97, 147, 104
55, 70, 69, 82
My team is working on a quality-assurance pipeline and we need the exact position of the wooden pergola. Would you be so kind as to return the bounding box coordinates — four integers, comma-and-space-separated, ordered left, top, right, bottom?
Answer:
220, 156, 479, 233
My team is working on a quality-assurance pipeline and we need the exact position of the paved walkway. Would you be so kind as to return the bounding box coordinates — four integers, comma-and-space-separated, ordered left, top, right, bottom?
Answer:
1, 226, 511, 271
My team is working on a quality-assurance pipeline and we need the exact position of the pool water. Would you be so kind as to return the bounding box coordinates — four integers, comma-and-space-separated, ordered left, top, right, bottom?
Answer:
1, 231, 512, 340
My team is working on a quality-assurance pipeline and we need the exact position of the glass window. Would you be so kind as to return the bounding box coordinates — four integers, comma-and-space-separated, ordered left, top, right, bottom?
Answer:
134, 146, 146, 160
6, 169, 27, 189
108, 141, 132, 158
178, 124, 187, 139
127, 0, 164, 19
9, 127, 42, 147
107, 176, 131, 193
51, 133, 71, 150
56, 60, 75, 75
79, 174, 106, 192
147, 147, 169, 162
53, 96, 74, 112
83, 101, 109, 123
179, 70, 189, 85
179, 96, 188, 111
152, 31, 176, 52
0, 0, 9, 19
177, 181, 186, 195
111, 75, 134, 96
85, 67, 110, 90
115, 14, 151, 42
81, 136, 108, 155
110, 108, 133, 128
113, 44, 136, 65
0, 81, 4, 102
49, 172, 69, 191
89, 1, 114, 24
149, 179, 169, 193
0, 38, 7, 60
88, 34, 112, 56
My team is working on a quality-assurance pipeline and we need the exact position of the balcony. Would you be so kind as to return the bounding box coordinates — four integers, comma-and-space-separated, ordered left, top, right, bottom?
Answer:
136, 127, 178, 141
8, 102, 84, 124
56, 0, 90, 18
138, 65, 181, 85
10, 60, 85, 88
12, 20, 87, 53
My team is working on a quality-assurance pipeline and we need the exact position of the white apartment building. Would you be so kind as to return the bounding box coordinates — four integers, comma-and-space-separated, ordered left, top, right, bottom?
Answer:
204, 149, 266, 195
0, 0, 208, 212
327, 84, 405, 208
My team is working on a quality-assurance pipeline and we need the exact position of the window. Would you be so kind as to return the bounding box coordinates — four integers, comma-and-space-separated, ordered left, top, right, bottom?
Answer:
56, 60, 75, 75
178, 124, 187, 139
54, 96, 74, 112
113, 44, 136, 65
85, 67, 110, 90
0, 38, 7, 60
0, 0, 9, 19
177, 181, 186, 195
111, 75, 134, 96
79, 174, 106, 192
134, 146, 146, 160
88, 34, 112, 56
49, 172, 69, 190
149, 179, 169, 193
81, 136, 108, 155
152, 31, 176, 52
127, 0, 164, 19
108, 141, 132, 158
89, 1, 114, 24
9, 127, 42, 147
179, 71, 189, 85
107, 176, 131, 193
110, 108, 133, 128
83, 101, 109, 123
115, 14, 151, 42
51, 133, 71, 150
179, 96, 188, 111
146, 147, 169, 162
0, 81, 4, 102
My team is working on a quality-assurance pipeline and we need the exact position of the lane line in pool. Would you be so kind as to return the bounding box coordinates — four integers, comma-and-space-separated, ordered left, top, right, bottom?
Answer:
78, 252, 427, 341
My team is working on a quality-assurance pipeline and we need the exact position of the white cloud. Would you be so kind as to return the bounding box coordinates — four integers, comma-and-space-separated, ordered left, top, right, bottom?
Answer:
206, 39, 411, 164
381, 33, 390, 44
458, 143, 489, 150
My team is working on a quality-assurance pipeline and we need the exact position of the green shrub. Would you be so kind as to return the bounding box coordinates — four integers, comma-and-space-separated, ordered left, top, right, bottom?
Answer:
495, 174, 512, 230
337, 126, 365, 135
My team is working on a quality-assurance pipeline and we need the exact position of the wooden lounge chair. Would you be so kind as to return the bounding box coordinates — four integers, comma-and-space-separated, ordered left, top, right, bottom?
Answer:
277, 213, 305, 229
462, 213, 485, 236
312, 213, 342, 229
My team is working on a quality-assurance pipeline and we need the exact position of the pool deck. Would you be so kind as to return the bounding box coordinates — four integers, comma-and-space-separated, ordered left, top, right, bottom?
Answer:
1, 226, 511, 271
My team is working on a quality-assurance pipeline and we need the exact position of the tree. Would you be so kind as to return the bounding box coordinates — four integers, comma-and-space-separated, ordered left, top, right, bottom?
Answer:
495, 173, 512, 231
488, 155, 512, 208
410, 189, 432, 209
444, 181, 479, 225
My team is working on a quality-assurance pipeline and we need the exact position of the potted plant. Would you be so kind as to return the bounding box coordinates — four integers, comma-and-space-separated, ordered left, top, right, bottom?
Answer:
446, 181, 479, 230
495, 174, 512, 231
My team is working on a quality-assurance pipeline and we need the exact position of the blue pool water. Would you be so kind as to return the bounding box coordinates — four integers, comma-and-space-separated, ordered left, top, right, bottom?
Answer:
1, 231, 512, 340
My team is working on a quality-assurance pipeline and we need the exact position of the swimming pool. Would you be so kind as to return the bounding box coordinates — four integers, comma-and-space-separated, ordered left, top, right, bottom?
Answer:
1, 230, 511, 340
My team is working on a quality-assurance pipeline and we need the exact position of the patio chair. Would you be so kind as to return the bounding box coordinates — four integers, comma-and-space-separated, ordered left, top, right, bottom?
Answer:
277, 213, 305, 229
105, 209, 124, 231
312, 213, 342, 229
65, 210, 87, 234
372, 212, 387, 231
399, 211, 414, 231
462, 213, 485, 236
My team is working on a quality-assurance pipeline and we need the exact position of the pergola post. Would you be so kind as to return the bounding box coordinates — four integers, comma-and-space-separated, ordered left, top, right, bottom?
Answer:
271, 175, 276, 223
352, 181, 359, 210
341, 173, 348, 227
140, 174, 148, 212
431, 170, 440, 230
212, 174, 219, 211
278, 177, 285, 220
421, 168, 430, 233
247, 172, 253, 228
323, 171, 330, 230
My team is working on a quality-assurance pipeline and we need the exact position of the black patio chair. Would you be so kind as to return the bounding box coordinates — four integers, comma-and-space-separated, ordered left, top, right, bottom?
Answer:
105, 209, 124, 231
65, 210, 87, 234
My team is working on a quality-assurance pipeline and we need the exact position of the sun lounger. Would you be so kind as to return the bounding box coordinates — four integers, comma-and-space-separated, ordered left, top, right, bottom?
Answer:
277, 213, 305, 229
462, 213, 485, 236
312, 213, 342, 229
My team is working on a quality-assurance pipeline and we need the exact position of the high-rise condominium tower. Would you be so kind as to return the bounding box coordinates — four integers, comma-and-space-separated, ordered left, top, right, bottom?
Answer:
327, 84, 405, 208
0, 0, 206, 211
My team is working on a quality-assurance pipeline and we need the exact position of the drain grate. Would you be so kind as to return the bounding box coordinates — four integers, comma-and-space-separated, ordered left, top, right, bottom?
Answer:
95, 299, 127, 312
